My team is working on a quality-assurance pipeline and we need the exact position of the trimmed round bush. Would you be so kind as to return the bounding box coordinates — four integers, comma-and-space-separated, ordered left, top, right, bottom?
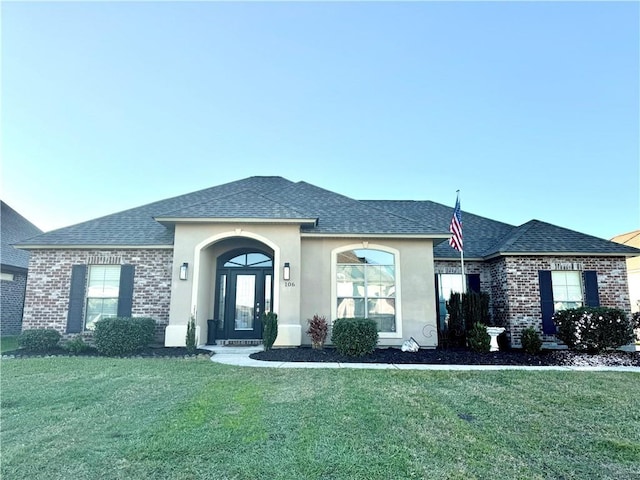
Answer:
520, 327, 542, 354
331, 318, 378, 357
467, 323, 490, 353
94, 317, 156, 356
19, 329, 61, 352
553, 307, 634, 354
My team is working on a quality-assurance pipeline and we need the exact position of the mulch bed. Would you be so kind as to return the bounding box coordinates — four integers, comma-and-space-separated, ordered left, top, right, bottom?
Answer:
251, 347, 640, 367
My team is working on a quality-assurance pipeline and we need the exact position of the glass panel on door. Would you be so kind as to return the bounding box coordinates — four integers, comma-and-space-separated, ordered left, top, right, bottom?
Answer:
234, 274, 256, 331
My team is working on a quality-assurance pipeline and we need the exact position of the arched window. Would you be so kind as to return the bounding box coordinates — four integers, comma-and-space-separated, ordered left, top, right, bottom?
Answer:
336, 248, 397, 333
222, 252, 273, 268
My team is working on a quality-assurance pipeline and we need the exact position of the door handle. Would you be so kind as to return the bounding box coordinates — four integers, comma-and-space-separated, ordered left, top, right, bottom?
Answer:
256, 302, 261, 319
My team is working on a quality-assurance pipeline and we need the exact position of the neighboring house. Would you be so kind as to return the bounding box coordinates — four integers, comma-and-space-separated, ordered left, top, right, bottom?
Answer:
1, 201, 43, 336
611, 230, 640, 313
15, 177, 640, 348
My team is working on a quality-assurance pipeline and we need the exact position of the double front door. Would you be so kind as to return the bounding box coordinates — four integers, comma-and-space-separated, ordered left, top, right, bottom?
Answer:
215, 268, 273, 340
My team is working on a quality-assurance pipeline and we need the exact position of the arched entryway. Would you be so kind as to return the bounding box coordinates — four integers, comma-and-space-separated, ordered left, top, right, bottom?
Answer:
213, 248, 274, 341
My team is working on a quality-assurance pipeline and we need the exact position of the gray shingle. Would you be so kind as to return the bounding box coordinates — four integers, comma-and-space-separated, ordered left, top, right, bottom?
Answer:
1, 202, 43, 268
14, 177, 640, 258
157, 189, 314, 220
484, 220, 640, 256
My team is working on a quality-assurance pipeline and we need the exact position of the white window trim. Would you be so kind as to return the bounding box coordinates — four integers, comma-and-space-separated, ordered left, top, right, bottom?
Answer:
331, 243, 402, 339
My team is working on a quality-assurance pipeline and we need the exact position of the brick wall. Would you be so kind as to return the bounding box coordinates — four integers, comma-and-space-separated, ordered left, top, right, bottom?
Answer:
1, 270, 28, 336
433, 256, 631, 347
501, 256, 631, 346
22, 249, 173, 339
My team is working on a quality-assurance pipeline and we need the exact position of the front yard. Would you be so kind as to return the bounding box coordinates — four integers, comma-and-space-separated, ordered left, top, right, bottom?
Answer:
1, 357, 639, 479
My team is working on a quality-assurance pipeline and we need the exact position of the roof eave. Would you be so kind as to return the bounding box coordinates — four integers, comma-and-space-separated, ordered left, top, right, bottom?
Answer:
154, 216, 318, 226
301, 233, 451, 240
14, 244, 174, 250
482, 251, 639, 260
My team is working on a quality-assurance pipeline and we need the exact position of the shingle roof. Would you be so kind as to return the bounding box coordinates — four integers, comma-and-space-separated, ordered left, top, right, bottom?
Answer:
363, 200, 515, 258
484, 220, 640, 257
1, 202, 43, 268
156, 189, 315, 221
15, 176, 640, 258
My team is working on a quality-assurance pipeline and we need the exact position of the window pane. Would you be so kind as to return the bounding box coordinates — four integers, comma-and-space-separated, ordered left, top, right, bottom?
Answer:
368, 298, 395, 332
552, 271, 583, 311
87, 265, 121, 297
337, 265, 365, 297
217, 274, 226, 329
234, 275, 255, 330
337, 298, 365, 318
337, 249, 393, 265
439, 274, 464, 301
264, 274, 272, 314
86, 298, 118, 330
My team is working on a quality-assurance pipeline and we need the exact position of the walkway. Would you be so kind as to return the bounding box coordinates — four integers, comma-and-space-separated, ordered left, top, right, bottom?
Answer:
201, 346, 640, 372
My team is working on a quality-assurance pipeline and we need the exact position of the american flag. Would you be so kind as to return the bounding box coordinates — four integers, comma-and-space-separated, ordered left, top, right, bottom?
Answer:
449, 193, 463, 252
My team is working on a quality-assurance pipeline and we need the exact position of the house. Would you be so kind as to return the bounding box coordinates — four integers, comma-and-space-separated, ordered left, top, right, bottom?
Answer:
15, 177, 640, 348
611, 230, 640, 313
1, 201, 43, 336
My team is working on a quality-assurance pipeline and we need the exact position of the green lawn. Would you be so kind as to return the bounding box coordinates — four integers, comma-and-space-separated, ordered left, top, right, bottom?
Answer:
1, 358, 639, 480
0, 335, 19, 354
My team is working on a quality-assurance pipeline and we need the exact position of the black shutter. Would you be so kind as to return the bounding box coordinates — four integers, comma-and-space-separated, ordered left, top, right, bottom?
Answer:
539, 270, 556, 334
67, 265, 88, 333
117, 264, 135, 317
583, 270, 600, 307
467, 274, 481, 293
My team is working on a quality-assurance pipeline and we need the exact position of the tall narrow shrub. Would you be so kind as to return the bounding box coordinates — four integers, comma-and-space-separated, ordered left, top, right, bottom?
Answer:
262, 312, 278, 351
463, 291, 491, 326
186, 315, 197, 354
446, 292, 465, 347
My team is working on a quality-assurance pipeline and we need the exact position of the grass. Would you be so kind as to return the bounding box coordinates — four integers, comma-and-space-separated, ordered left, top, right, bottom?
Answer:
0, 335, 19, 354
1, 358, 639, 479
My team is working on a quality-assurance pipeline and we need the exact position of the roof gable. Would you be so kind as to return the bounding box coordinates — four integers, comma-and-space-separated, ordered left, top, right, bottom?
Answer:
1, 202, 43, 268
485, 220, 640, 256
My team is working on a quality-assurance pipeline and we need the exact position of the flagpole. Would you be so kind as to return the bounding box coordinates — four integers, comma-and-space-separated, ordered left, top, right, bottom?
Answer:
458, 190, 466, 294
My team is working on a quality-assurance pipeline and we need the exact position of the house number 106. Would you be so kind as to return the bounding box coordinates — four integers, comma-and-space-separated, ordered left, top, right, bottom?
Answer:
284, 281, 296, 287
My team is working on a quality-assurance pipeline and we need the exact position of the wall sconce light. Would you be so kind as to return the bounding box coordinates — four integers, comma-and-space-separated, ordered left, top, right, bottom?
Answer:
283, 262, 291, 281
179, 262, 188, 280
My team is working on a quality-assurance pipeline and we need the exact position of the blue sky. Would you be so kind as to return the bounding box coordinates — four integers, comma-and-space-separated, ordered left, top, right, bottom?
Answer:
2, 1, 638, 240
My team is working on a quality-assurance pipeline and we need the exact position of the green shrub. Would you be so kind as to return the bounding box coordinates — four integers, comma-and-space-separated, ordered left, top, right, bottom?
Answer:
262, 312, 278, 351
306, 314, 328, 349
94, 317, 156, 356
63, 335, 93, 355
331, 318, 378, 357
632, 311, 640, 330
463, 291, 491, 327
19, 329, 61, 352
467, 323, 490, 353
446, 292, 465, 348
186, 315, 197, 354
520, 327, 542, 354
553, 307, 634, 353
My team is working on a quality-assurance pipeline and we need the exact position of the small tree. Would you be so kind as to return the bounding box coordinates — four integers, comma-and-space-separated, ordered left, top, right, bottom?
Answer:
186, 314, 197, 354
